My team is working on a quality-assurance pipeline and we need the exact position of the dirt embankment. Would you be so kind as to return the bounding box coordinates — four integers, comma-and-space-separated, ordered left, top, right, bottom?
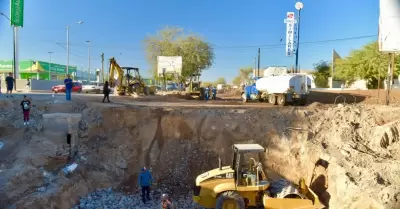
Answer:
0, 96, 399, 209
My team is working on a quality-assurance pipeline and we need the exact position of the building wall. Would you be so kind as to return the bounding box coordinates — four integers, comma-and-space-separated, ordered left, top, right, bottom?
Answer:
0, 79, 30, 91
31, 80, 63, 91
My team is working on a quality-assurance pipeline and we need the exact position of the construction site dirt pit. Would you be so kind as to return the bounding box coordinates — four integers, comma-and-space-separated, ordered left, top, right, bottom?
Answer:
0, 95, 400, 209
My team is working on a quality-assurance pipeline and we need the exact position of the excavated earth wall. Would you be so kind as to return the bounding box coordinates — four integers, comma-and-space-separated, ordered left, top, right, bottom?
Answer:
0, 97, 399, 209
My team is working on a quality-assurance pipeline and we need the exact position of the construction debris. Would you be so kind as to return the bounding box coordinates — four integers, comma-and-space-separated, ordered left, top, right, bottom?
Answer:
0, 94, 399, 209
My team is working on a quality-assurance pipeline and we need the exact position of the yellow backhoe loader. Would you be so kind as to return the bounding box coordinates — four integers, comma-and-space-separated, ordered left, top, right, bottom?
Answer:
108, 57, 156, 96
186, 73, 205, 99
193, 144, 325, 209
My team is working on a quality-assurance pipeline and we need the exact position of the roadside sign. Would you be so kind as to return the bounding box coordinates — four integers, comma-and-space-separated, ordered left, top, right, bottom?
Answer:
285, 12, 296, 57
10, 0, 24, 27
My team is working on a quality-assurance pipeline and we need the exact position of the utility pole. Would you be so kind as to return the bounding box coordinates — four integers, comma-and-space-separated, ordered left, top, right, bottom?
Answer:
257, 48, 261, 77
86, 41, 91, 81
385, 53, 395, 106
48, 52, 53, 80
254, 57, 257, 77
101, 53, 104, 83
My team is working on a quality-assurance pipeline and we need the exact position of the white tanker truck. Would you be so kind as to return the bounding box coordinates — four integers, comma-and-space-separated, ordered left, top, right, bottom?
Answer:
242, 74, 312, 106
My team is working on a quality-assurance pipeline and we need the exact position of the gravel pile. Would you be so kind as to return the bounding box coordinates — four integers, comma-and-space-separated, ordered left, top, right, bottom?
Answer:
71, 188, 206, 209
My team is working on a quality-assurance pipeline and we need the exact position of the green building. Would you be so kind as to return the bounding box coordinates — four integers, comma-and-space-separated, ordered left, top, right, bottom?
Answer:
0, 60, 77, 80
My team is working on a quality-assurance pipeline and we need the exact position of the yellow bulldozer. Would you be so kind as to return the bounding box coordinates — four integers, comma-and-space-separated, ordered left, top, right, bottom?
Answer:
193, 144, 325, 209
108, 57, 156, 96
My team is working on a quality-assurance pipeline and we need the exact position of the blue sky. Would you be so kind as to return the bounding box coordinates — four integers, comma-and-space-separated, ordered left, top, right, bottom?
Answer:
0, 0, 378, 82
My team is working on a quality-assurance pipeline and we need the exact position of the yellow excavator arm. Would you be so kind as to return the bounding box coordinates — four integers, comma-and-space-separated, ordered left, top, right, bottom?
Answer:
108, 57, 124, 94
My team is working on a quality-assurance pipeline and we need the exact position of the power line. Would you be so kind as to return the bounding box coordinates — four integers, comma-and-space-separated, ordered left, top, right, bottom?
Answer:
55, 43, 101, 61
54, 34, 377, 51
213, 35, 377, 49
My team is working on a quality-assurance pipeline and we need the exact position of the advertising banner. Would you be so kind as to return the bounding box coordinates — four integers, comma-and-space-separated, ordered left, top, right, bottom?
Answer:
284, 12, 297, 56
10, 0, 24, 27
157, 56, 182, 76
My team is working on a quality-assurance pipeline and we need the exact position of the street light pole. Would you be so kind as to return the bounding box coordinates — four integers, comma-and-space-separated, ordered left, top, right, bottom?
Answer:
48, 52, 53, 80
0, 12, 17, 90
294, 2, 303, 73
86, 41, 91, 81
66, 21, 83, 76
66, 25, 70, 75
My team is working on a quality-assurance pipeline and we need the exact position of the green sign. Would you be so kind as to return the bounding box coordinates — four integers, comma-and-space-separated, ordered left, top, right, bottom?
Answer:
0, 60, 77, 74
0, 60, 32, 72
35, 61, 77, 74
10, 0, 24, 27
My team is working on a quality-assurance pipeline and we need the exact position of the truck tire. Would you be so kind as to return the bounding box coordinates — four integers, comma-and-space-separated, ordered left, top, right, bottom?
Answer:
268, 94, 276, 105
216, 191, 245, 209
277, 94, 286, 106
241, 93, 247, 103
298, 97, 307, 106
144, 86, 150, 95
257, 93, 264, 102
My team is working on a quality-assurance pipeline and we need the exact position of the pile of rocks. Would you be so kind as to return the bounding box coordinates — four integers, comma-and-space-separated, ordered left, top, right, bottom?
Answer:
71, 188, 205, 209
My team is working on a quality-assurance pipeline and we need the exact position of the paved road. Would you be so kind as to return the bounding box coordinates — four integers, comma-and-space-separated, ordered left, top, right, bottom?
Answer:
0, 91, 281, 108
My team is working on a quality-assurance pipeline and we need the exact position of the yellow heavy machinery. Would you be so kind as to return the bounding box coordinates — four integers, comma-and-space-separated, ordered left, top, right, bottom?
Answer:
193, 144, 325, 209
108, 57, 156, 95
186, 73, 205, 99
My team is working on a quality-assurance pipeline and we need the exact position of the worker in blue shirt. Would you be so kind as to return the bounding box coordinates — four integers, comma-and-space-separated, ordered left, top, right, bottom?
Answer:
138, 166, 153, 204
211, 86, 217, 100
204, 86, 210, 101
64, 74, 73, 101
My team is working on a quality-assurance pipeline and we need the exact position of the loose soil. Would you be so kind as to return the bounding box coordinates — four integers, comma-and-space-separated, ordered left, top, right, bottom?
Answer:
0, 92, 399, 209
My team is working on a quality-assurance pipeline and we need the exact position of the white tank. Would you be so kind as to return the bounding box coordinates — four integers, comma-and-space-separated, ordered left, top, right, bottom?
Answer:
255, 74, 311, 94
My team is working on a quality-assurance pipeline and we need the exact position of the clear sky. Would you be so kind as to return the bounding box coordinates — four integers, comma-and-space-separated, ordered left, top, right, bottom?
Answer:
0, 0, 378, 82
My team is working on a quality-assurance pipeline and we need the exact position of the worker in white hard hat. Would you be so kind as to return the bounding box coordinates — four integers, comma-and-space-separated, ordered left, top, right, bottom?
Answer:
161, 193, 174, 209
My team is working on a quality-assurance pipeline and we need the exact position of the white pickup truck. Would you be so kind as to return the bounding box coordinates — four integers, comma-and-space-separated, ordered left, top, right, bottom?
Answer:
82, 81, 103, 94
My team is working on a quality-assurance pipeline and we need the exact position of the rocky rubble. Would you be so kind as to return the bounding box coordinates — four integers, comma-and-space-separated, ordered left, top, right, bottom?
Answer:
71, 188, 204, 209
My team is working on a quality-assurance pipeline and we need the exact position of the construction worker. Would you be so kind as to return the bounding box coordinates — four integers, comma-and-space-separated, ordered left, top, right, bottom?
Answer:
204, 86, 210, 100
212, 86, 217, 100
161, 193, 174, 209
138, 166, 153, 204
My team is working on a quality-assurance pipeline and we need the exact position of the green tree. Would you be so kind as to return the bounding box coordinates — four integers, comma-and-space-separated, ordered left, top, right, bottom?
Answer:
232, 77, 241, 86
201, 81, 213, 87
232, 67, 253, 86
214, 77, 226, 85
334, 42, 400, 88
144, 26, 215, 82
312, 61, 331, 88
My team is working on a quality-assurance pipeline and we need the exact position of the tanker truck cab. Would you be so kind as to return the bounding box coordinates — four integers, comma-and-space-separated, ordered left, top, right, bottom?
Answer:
242, 83, 261, 103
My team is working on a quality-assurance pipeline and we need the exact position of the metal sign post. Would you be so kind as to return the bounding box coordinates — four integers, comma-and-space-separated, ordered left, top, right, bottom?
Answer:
379, 0, 400, 105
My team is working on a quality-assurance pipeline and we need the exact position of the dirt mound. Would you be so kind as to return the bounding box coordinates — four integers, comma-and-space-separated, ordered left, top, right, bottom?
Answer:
307, 102, 327, 109
0, 96, 400, 209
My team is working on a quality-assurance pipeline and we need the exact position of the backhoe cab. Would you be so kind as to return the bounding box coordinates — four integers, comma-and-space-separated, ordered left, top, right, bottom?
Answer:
121, 67, 155, 95
193, 144, 324, 209
186, 73, 204, 99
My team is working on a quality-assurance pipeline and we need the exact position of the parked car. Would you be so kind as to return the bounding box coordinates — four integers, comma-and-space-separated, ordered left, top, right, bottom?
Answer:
82, 81, 103, 94
52, 82, 82, 93
166, 83, 178, 91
